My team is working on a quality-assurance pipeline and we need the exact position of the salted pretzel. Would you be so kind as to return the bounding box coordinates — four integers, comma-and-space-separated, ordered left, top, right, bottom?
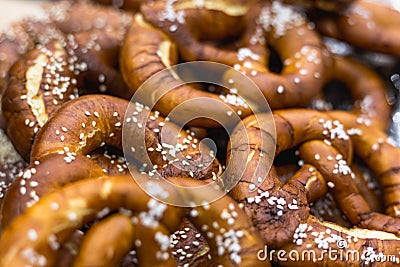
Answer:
1, 94, 221, 227
120, 13, 253, 128
312, 0, 400, 57
314, 55, 391, 130
140, 1, 332, 110
1, 40, 78, 161
227, 109, 400, 265
0, 175, 267, 266
2, 7, 133, 160
328, 110, 400, 218
224, 1, 333, 109
170, 218, 213, 266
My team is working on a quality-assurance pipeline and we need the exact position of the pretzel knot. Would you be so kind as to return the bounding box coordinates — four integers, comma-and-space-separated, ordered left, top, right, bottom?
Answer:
138, 1, 332, 111
1, 1, 133, 161
0, 175, 267, 267
228, 109, 400, 265
1, 94, 222, 228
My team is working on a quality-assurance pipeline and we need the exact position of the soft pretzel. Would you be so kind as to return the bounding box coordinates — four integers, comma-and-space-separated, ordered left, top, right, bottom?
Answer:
72, 213, 136, 266
140, 1, 332, 110
2, 25, 134, 161
222, 1, 332, 109
228, 110, 400, 265
140, 0, 252, 65
2, 40, 78, 160
1, 94, 222, 226
120, 13, 253, 128
30, 94, 221, 179
315, 55, 391, 130
1, 153, 105, 228
329, 110, 400, 218
170, 218, 212, 266
0, 175, 267, 266
312, 0, 400, 57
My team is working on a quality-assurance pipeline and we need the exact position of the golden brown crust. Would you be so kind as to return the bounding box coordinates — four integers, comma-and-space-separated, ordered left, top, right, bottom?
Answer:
228, 109, 400, 265
0, 175, 268, 266
317, 55, 391, 130
0, 154, 105, 229
2, 40, 78, 160
120, 14, 252, 128
73, 213, 135, 267
222, 1, 333, 109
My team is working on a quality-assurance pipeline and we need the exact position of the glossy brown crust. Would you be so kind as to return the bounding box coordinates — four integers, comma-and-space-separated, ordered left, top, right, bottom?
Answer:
318, 55, 391, 130
170, 218, 212, 266
0, 160, 27, 229
140, 0, 251, 64
228, 110, 400, 265
1, 154, 105, 229
0, 175, 268, 266
120, 14, 252, 128
312, 0, 400, 57
222, 1, 333, 109
73, 214, 135, 267
30, 94, 221, 181
0, 175, 184, 266
2, 40, 78, 160
279, 215, 400, 267
66, 30, 131, 100
329, 111, 400, 218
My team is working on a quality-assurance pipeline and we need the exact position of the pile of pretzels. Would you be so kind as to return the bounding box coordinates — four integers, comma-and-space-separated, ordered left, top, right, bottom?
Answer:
0, 0, 400, 266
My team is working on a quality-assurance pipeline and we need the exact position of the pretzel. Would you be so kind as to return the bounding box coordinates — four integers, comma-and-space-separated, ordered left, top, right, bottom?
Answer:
1, 40, 78, 160
140, 0, 252, 64
1, 94, 222, 226
328, 110, 400, 218
312, 0, 400, 57
315, 55, 391, 130
1, 153, 105, 229
2, 25, 132, 160
227, 109, 400, 265
170, 218, 212, 266
73, 213, 135, 266
139, 1, 332, 110
0, 175, 267, 266
223, 1, 333, 109
120, 13, 253, 128
30, 94, 221, 179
